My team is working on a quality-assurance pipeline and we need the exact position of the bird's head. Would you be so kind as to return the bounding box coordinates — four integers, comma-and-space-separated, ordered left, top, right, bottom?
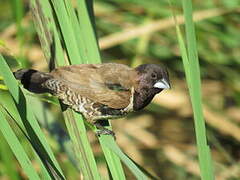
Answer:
133, 64, 170, 110
135, 64, 170, 92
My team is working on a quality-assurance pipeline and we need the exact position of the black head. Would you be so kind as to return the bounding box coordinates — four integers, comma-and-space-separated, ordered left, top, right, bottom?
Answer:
133, 64, 170, 111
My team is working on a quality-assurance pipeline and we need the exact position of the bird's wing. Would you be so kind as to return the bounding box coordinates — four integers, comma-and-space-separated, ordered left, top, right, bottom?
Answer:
50, 64, 134, 109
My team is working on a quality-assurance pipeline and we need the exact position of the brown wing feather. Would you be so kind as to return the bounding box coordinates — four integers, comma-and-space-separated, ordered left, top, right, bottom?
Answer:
50, 63, 136, 109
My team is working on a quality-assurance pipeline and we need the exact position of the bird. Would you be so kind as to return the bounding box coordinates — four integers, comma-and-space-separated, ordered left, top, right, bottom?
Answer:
14, 63, 170, 136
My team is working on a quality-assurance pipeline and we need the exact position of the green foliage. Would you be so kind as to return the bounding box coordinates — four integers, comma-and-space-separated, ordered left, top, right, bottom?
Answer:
0, 0, 240, 179
0, 0, 152, 179
173, 1, 214, 179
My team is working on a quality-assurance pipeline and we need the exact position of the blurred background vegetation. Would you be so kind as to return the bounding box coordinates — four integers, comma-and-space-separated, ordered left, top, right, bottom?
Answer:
0, 0, 240, 179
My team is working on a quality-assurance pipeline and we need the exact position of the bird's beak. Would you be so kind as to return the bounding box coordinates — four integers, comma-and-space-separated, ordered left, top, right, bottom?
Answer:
153, 78, 170, 89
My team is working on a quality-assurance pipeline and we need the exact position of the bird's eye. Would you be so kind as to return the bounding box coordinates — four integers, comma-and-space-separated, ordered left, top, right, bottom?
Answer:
151, 73, 157, 79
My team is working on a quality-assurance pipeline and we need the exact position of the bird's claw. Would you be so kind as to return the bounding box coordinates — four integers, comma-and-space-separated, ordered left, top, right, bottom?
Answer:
96, 129, 116, 139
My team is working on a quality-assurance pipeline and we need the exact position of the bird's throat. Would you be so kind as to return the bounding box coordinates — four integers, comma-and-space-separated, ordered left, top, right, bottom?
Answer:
133, 88, 162, 111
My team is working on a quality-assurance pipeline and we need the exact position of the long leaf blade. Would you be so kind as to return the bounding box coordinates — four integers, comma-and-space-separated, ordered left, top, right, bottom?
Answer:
0, 106, 41, 180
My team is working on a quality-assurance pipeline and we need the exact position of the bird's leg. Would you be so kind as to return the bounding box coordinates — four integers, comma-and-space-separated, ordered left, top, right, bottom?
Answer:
94, 121, 115, 138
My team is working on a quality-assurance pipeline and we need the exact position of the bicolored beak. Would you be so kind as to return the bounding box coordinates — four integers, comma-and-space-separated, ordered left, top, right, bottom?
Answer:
153, 78, 170, 89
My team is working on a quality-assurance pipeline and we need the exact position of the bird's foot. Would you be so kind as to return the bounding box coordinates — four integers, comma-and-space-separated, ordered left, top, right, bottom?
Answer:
96, 129, 115, 137
94, 121, 116, 139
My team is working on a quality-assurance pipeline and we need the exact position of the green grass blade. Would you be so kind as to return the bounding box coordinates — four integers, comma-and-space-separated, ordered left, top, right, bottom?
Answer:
31, 0, 101, 178
0, 55, 19, 103
53, 27, 67, 66
76, 0, 101, 62
0, 91, 57, 180
172, 1, 214, 179
100, 136, 148, 179
29, 0, 52, 62
27, 95, 79, 170
182, 2, 214, 179
19, 91, 65, 179
75, 1, 127, 178
30, 0, 66, 66
0, 106, 41, 180
63, 111, 100, 179
10, 0, 24, 57
0, 134, 20, 180
99, 137, 126, 179
0, 92, 56, 180
63, 0, 87, 62
0, 54, 65, 179
10, 0, 24, 37
0, 90, 25, 129
50, 0, 82, 64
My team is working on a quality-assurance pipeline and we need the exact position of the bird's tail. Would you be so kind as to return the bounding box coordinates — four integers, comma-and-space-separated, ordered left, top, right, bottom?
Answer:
14, 69, 52, 93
